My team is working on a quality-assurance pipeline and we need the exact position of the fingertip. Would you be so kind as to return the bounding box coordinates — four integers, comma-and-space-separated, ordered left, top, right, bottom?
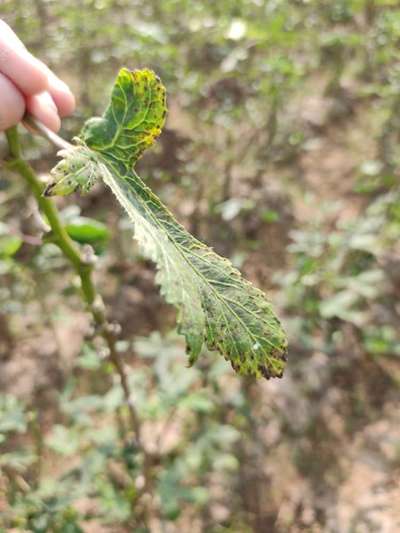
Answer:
48, 76, 76, 117
51, 114, 61, 132
26, 91, 61, 132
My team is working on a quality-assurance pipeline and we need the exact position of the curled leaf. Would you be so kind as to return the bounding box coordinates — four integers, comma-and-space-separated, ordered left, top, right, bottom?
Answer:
48, 68, 288, 379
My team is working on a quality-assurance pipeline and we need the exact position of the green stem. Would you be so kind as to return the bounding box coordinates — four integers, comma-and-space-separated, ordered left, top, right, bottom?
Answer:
4, 126, 142, 444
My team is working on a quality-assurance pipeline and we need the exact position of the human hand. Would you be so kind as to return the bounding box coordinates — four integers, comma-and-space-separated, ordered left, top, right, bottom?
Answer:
0, 20, 75, 132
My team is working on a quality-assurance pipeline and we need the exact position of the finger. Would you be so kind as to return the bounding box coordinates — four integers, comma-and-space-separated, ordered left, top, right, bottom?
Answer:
0, 21, 75, 117
0, 21, 48, 95
0, 71, 25, 131
25, 91, 61, 132
47, 70, 76, 117
35, 58, 75, 117
31, 58, 75, 117
0, 20, 26, 51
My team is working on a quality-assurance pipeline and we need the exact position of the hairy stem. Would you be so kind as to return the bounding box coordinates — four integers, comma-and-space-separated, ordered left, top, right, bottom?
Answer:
4, 126, 142, 445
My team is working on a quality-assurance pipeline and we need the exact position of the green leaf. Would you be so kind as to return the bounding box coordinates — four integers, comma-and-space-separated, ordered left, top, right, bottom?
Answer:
261, 209, 280, 223
65, 216, 110, 245
0, 234, 22, 257
46, 424, 81, 456
47, 68, 287, 379
0, 395, 27, 434
179, 392, 215, 413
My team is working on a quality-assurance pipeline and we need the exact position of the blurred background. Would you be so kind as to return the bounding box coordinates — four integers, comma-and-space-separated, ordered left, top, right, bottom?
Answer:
1, 1, 400, 531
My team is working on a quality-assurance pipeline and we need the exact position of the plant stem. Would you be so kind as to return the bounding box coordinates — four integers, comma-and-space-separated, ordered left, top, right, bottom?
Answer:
4, 126, 142, 445
23, 114, 73, 151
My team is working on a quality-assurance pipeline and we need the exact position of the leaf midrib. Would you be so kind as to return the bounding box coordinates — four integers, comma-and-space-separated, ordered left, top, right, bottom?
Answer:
98, 154, 277, 364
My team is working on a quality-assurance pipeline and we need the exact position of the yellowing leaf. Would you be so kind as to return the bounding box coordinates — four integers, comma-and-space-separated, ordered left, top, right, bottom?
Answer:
48, 68, 288, 379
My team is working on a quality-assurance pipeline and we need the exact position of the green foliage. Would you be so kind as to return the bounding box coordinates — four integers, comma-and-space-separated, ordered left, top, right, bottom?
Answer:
65, 216, 110, 246
47, 68, 287, 378
0, 336, 244, 530
64, 216, 110, 255
281, 188, 400, 357
0, 235, 22, 258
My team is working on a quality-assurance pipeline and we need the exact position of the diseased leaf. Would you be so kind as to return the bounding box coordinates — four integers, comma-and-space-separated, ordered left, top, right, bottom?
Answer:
47, 68, 288, 379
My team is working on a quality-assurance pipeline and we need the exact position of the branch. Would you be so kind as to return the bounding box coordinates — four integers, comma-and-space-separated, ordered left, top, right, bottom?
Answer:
4, 126, 142, 446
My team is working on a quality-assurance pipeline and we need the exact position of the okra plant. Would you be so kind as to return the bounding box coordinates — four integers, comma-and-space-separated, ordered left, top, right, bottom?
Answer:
16, 68, 289, 379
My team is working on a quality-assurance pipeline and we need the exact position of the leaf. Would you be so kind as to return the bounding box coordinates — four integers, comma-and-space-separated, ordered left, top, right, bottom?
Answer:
46, 424, 81, 456
65, 216, 110, 245
47, 68, 288, 379
0, 395, 27, 434
0, 234, 22, 257
179, 392, 215, 413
